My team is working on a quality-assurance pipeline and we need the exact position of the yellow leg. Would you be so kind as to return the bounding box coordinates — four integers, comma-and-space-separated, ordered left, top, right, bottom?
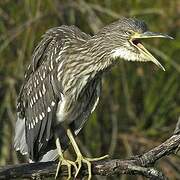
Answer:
67, 129, 109, 180
55, 138, 77, 179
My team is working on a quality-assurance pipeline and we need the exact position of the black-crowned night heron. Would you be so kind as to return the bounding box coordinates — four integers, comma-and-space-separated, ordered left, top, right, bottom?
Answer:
14, 17, 172, 179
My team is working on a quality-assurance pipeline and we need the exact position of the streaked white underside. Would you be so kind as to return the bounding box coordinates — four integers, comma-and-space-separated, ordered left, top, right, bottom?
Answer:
111, 46, 148, 62
111, 47, 139, 61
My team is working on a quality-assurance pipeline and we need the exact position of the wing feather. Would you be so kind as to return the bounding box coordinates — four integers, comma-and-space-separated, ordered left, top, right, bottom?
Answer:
14, 25, 91, 161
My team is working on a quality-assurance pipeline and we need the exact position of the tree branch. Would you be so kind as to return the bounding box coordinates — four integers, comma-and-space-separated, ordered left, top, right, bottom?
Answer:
0, 119, 179, 180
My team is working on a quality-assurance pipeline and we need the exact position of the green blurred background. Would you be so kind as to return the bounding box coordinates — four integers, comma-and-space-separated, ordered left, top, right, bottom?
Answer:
0, 0, 179, 179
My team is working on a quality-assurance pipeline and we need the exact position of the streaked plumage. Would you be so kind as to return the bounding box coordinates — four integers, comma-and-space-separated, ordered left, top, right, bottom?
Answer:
14, 18, 172, 179
14, 25, 103, 161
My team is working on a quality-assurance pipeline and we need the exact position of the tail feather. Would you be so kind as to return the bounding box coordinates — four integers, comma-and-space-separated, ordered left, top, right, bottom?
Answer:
14, 117, 28, 155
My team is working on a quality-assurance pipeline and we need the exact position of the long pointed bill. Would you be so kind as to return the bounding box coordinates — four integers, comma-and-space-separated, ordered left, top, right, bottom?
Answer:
130, 31, 173, 71
138, 31, 173, 40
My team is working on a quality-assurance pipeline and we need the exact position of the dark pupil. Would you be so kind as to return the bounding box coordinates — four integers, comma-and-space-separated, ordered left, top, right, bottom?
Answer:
126, 31, 132, 35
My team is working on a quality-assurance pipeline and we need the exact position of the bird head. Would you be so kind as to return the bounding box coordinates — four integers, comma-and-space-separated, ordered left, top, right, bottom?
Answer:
98, 18, 173, 71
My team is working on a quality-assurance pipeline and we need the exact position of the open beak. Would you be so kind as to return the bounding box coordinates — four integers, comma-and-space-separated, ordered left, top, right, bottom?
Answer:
130, 31, 173, 71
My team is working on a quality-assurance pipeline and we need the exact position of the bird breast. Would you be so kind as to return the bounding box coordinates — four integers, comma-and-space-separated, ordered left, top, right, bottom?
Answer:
56, 93, 66, 123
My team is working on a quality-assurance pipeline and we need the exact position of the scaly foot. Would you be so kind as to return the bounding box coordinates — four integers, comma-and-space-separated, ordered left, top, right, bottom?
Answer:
75, 154, 109, 180
66, 129, 109, 179
55, 138, 77, 179
55, 155, 78, 179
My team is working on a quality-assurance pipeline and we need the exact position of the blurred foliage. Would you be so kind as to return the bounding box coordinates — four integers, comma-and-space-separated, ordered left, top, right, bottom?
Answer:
0, 0, 179, 179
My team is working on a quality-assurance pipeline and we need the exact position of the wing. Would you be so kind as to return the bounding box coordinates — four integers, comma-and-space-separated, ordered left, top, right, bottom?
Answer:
24, 25, 90, 81
15, 41, 60, 161
69, 77, 101, 135
14, 25, 90, 161
15, 27, 64, 161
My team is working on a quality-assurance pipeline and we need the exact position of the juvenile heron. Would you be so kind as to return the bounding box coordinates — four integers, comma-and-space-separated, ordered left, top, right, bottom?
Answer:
14, 17, 172, 179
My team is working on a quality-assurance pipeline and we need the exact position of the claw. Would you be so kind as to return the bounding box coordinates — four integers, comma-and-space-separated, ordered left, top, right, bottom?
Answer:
74, 154, 108, 179
69, 160, 78, 173
82, 158, 92, 180
86, 154, 109, 161
66, 129, 109, 179
75, 157, 82, 178
65, 161, 71, 180
55, 161, 62, 179
55, 131, 109, 179
55, 138, 78, 179
55, 156, 78, 179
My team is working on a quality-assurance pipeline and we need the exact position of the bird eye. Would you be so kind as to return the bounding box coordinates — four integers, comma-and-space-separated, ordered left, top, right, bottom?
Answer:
125, 31, 133, 35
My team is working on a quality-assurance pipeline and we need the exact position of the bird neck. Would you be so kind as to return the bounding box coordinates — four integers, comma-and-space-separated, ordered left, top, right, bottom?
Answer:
79, 36, 116, 74
62, 37, 115, 95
